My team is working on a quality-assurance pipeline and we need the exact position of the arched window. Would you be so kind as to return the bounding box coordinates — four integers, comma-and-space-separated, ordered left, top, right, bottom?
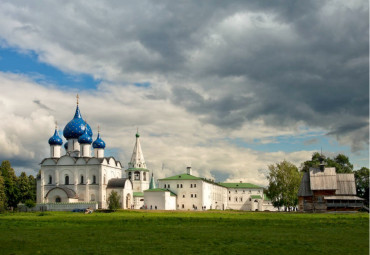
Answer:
55, 197, 61, 203
92, 175, 96, 184
128, 172, 132, 180
143, 172, 146, 181
164, 184, 167, 188
48, 175, 52, 184
80, 175, 84, 184
134, 171, 140, 180
65, 175, 69, 185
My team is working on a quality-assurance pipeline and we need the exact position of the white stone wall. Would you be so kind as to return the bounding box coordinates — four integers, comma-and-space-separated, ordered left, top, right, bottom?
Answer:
38, 155, 125, 209
158, 179, 228, 211
144, 191, 176, 210
226, 188, 264, 211
202, 182, 228, 210
159, 179, 203, 210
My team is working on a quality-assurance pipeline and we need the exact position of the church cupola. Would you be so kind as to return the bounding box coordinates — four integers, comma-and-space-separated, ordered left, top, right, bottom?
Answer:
92, 126, 106, 158
78, 126, 92, 157
48, 125, 63, 158
63, 95, 93, 153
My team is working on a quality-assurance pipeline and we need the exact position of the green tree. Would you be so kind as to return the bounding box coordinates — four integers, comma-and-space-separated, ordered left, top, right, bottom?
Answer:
266, 160, 302, 211
107, 191, 121, 210
301, 152, 322, 172
0, 161, 19, 210
17, 172, 31, 203
24, 199, 36, 210
301, 153, 353, 173
0, 172, 6, 212
28, 175, 37, 202
354, 167, 369, 206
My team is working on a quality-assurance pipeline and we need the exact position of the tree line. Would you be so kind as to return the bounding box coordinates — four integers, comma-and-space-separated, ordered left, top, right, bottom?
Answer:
266, 152, 369, 210
0, 161, 37, 212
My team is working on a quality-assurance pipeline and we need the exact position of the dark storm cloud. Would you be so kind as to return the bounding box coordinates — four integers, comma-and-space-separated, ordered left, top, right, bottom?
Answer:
167, 1, 369, 151
0, 0, 367, 152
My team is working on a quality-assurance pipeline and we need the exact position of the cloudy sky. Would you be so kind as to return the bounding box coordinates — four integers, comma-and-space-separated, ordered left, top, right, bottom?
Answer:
0, 0, 368, 185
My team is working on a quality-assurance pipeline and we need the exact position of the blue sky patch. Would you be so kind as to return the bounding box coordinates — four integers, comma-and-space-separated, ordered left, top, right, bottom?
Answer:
0, 47, 100, 89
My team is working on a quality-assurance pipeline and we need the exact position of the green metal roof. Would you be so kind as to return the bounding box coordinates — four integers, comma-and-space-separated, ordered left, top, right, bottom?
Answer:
219, 183, 263, 189
133, 192, 144, 197
149, 174, 156, 189
251, 195, 262, 199
159, 173, 202, 181
125, 168, 150, 172
144, 188, 177, 197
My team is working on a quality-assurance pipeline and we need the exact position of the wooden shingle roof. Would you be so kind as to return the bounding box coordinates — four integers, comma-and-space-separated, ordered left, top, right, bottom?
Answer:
309, 167, 337, 190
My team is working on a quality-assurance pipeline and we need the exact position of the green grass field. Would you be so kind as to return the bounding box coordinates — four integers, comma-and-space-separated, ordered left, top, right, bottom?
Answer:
0, 210, 368, 255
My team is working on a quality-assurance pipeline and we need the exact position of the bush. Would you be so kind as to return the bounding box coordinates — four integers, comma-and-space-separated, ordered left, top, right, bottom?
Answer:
25, 199, 36, 209
107, 191, 121, 210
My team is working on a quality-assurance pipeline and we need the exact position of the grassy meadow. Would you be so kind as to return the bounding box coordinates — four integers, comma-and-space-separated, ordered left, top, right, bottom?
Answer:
0, 210, 368, 255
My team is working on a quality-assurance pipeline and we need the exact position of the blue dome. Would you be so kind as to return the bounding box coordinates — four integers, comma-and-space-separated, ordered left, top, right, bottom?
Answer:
93, 133, 106, 149
64, 142, 68, 150
48, 129, 63, 146
78, 128, 93, 144
63, 105, 93, 139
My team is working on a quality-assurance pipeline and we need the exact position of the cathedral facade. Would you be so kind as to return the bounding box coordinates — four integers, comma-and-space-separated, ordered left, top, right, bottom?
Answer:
37, 99, 146, 210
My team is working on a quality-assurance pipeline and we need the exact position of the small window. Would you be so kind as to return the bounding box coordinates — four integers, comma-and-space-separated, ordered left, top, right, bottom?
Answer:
249, 190, 251, 194
104, 174, 106, 185
164, 184, 167, 188
229, 197, 231, 201
128, 172, 132, 180
228, 191, 230, 194
235, 190, 237, 193
65, 175, 69, 185
143, 172, 146, 181
80, 175, 84, 184
243, 190, 245, 193
48, 175, 52, 184
194, 194, 197, 198
182, 204, 184, 209
134, 171, 140, 180
190, 184, 193, 188
191, 194, 193, 198
235, 197, 238, 202
168, 184, 170, 188
177, 184, 179, 188
194, 184, 196, 188
240, 197, 243, 202
183, 194, 185, 198
91, 194, 95, 201
93, 175, 96, 184
181, 184, 183, 188
55, 197, 61, 203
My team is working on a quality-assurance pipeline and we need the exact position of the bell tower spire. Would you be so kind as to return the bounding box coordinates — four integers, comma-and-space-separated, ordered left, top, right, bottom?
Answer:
126, 130, 150, 197
129, 129, 146, 169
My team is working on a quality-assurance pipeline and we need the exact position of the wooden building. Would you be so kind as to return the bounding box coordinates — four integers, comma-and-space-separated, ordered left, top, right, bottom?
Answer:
298, 159, 364, 212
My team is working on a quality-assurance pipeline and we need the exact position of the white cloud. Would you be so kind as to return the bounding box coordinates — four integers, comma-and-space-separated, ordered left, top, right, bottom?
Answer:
0, 72, 316, 182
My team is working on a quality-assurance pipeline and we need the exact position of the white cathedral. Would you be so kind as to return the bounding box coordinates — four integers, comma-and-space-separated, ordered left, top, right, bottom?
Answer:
36, 98, 276, 211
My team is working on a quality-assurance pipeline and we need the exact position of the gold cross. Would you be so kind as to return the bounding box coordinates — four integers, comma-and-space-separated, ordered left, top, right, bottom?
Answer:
55, 121, 58, 129
76, 94, 79, 105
